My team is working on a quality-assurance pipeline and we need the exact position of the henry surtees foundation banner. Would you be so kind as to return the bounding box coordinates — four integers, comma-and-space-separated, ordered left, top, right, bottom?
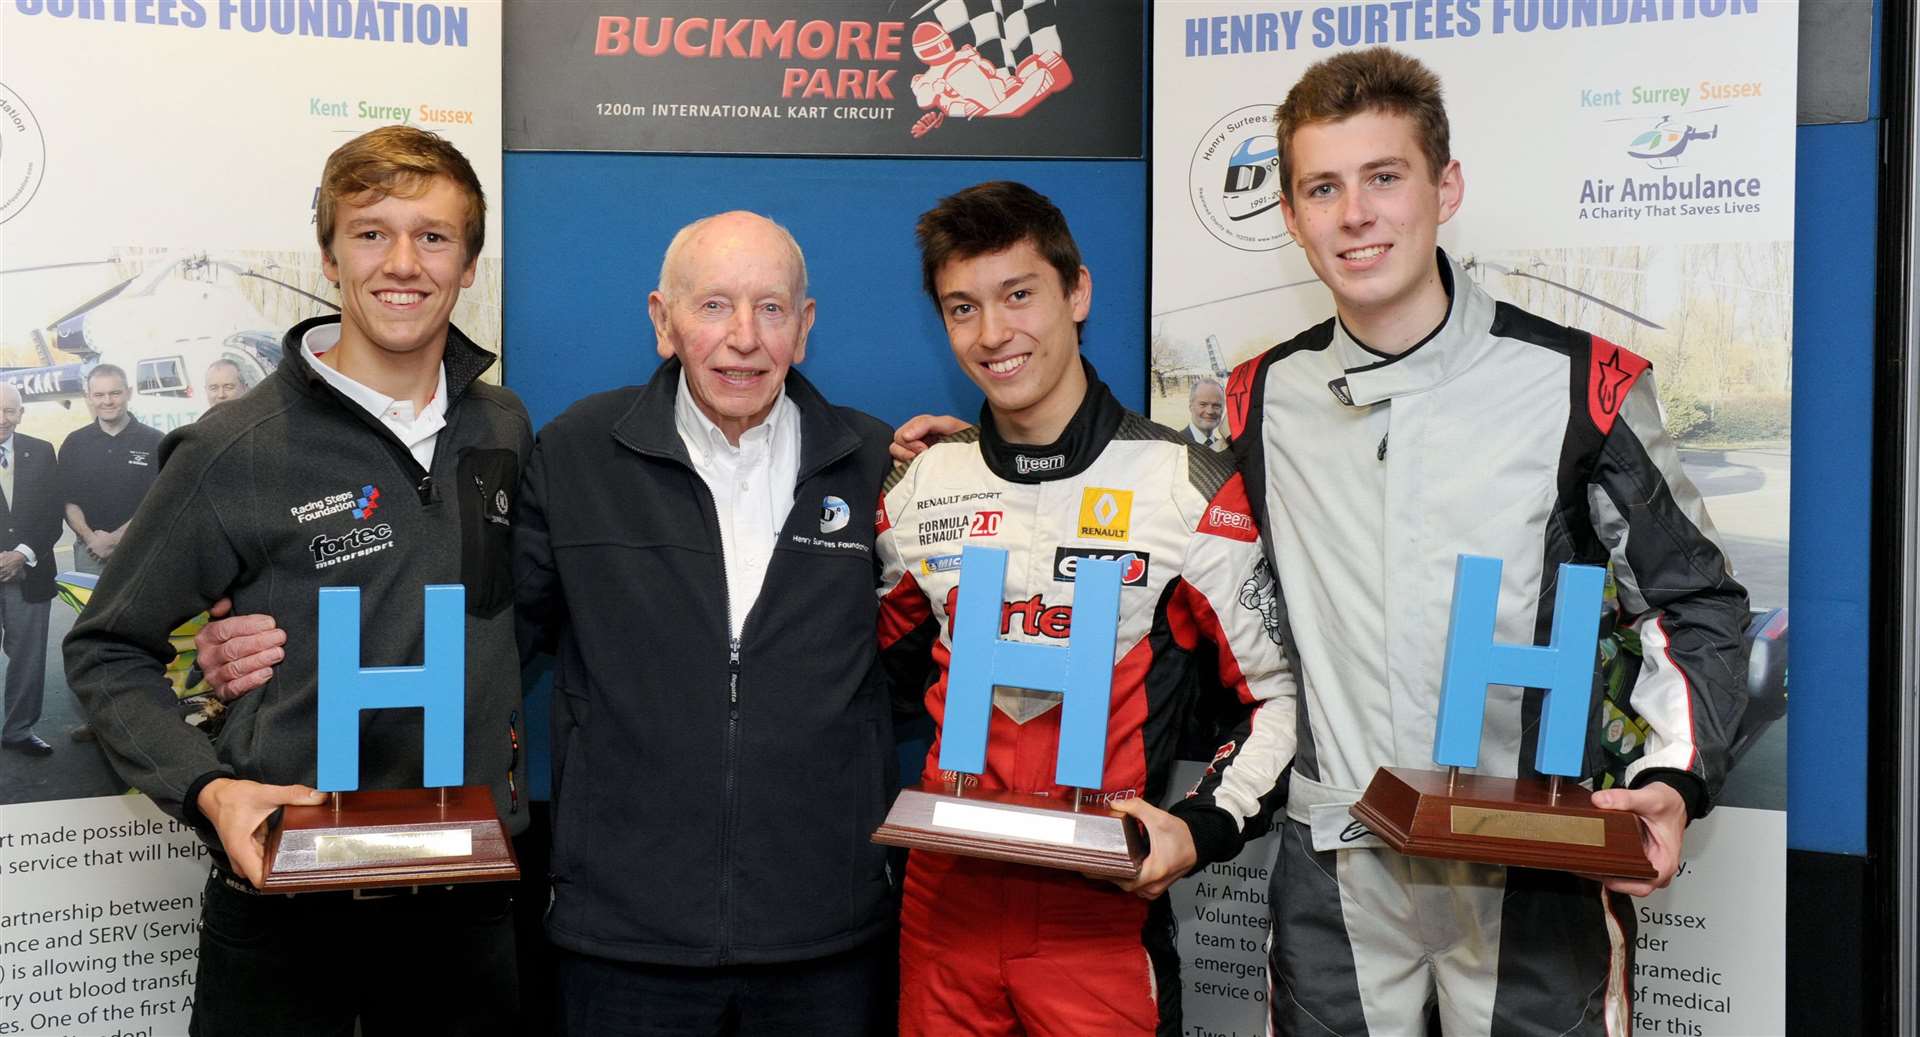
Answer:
0, 6, 502, 1034
1152, 3, 1796, 1035
504, 0, 1144, 157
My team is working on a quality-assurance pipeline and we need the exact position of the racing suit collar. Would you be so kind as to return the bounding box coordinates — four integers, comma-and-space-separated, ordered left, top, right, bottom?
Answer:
976, 358, 1124, 484
1331, 250, 1498, 408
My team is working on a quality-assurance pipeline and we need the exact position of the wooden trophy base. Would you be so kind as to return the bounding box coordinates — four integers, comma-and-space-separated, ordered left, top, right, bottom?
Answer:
1349, 767, 1656, 881
872, 781, 1146, 879
260, 786, 520, 894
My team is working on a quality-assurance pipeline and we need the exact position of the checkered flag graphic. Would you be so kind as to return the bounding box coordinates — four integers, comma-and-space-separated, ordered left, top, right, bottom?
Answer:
914, 0, 1065, 70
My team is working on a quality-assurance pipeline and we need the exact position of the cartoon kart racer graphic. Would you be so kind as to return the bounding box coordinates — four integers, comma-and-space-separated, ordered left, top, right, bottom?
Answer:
908, 20, 1073, 138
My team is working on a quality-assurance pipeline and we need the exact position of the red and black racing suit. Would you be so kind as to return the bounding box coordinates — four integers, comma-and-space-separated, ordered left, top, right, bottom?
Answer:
876, 367, 1297, 1036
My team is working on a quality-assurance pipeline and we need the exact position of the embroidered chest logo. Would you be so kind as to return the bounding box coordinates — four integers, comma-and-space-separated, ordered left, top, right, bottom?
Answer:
352, 485, 382, 521
290, 484, 382, 525
1014, 453, 1064, 475
1076, 487, 1132, 542
309, 524, 395, 570
820, 495, 850, 534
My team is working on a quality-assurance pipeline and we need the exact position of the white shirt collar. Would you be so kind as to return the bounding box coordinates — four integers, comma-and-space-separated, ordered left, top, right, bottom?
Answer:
301, 323, 448, 428
673, 369, 792, 463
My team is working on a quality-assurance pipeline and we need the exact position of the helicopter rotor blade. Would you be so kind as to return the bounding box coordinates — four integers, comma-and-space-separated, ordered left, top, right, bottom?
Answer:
0, 259, 119, 276
45, 275, 141, 328
234, 270, 341, 312
1496, 268, 1666, 330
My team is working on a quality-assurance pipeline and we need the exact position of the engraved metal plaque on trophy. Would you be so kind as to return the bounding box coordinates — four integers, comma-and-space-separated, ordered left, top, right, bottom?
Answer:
260, 585, 519, 893
1349, 556, 1656, 880
872, 546, 1146, 878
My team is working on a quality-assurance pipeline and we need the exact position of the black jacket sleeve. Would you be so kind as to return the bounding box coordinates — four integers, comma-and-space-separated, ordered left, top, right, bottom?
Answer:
63, 424, 247, 822
1587, 371, 1750, 817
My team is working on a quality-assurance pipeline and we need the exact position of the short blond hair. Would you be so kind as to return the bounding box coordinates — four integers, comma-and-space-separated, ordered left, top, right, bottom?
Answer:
316, 125, 486, 263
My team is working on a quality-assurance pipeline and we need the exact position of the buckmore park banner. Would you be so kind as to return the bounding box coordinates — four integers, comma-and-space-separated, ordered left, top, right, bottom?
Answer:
0, 5, 502, 1033
1151, 3, 1794, 1034
504, 0, 1144, 158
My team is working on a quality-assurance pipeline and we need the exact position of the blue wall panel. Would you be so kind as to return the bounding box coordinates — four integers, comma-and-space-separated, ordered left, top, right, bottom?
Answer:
1786, 119, 1879, 855
502, 153, 1148, 432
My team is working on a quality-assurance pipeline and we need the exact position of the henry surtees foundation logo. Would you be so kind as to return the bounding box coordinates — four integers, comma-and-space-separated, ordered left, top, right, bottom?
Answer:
0, 83, 47, 226
1190, 104, 1288, 252
820, 494, 850, 533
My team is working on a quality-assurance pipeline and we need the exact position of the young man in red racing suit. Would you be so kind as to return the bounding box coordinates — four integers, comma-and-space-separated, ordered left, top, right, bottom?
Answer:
876, 181, 1298, 1036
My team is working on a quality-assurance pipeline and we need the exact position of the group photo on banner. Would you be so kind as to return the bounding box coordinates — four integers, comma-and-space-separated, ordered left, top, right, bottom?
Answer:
0, 1, 1810, 1035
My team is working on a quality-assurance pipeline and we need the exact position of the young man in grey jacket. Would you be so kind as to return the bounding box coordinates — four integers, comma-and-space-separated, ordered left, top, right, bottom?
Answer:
65, 125, 531, 1037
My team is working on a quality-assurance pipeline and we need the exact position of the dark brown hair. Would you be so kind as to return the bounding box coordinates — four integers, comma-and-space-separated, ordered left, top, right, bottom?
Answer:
916, 181, 1085, 320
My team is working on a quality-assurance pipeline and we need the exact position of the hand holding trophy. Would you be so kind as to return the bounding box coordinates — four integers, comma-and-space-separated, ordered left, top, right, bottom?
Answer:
1350, 555, 1657, 880
259, 585, 520, 893
873, 546, 1146, 878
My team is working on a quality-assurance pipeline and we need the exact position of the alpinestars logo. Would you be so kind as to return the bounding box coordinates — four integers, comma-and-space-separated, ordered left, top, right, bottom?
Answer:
352, 485, 381, 521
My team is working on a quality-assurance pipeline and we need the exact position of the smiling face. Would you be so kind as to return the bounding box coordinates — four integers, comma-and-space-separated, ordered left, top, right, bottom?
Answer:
85, 370, 129, 426
935, 238, 1091, 443
648, 212, 815, 445
321, 174, 478, 365
1189, 381, 1225, 434
1279, 109, 1462, 340
0, 383, 22, 441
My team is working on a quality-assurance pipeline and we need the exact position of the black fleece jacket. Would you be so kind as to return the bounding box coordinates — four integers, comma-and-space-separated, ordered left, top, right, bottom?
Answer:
515, 359, 900, 967
66, 316, 534, 850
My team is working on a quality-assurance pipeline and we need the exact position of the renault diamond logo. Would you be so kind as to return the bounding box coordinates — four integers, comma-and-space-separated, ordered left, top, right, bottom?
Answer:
1077, 487, 1133, 542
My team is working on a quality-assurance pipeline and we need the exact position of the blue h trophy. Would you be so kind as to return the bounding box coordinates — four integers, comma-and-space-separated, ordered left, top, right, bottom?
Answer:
1347, 556, 1655, 879
259, 585, 521, 893
872, 547, 1146, 877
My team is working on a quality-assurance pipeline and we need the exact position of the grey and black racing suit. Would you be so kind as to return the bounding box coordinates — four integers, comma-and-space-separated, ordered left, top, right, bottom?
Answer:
1216, 251, 1749, 1036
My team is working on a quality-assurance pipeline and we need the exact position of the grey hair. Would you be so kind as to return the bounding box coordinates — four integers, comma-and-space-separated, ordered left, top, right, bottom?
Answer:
1188, 377, 1225, 401
657, 211, 809, 302
0, 381, 23, 408
205, 359, 243, 377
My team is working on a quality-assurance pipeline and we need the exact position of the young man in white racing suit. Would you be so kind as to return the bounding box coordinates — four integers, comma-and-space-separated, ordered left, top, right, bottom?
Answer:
1210, 47, 1752, 1035
877, 180, 1299, 1036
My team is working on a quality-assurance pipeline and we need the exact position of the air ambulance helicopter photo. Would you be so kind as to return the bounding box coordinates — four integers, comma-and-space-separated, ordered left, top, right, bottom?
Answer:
0, 251, 337, 433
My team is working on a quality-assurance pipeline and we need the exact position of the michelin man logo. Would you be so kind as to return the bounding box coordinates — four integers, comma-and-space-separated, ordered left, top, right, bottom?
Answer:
1238, 557, 1283, 645
820, 495, 851, 534
907, 0, 1074, 139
